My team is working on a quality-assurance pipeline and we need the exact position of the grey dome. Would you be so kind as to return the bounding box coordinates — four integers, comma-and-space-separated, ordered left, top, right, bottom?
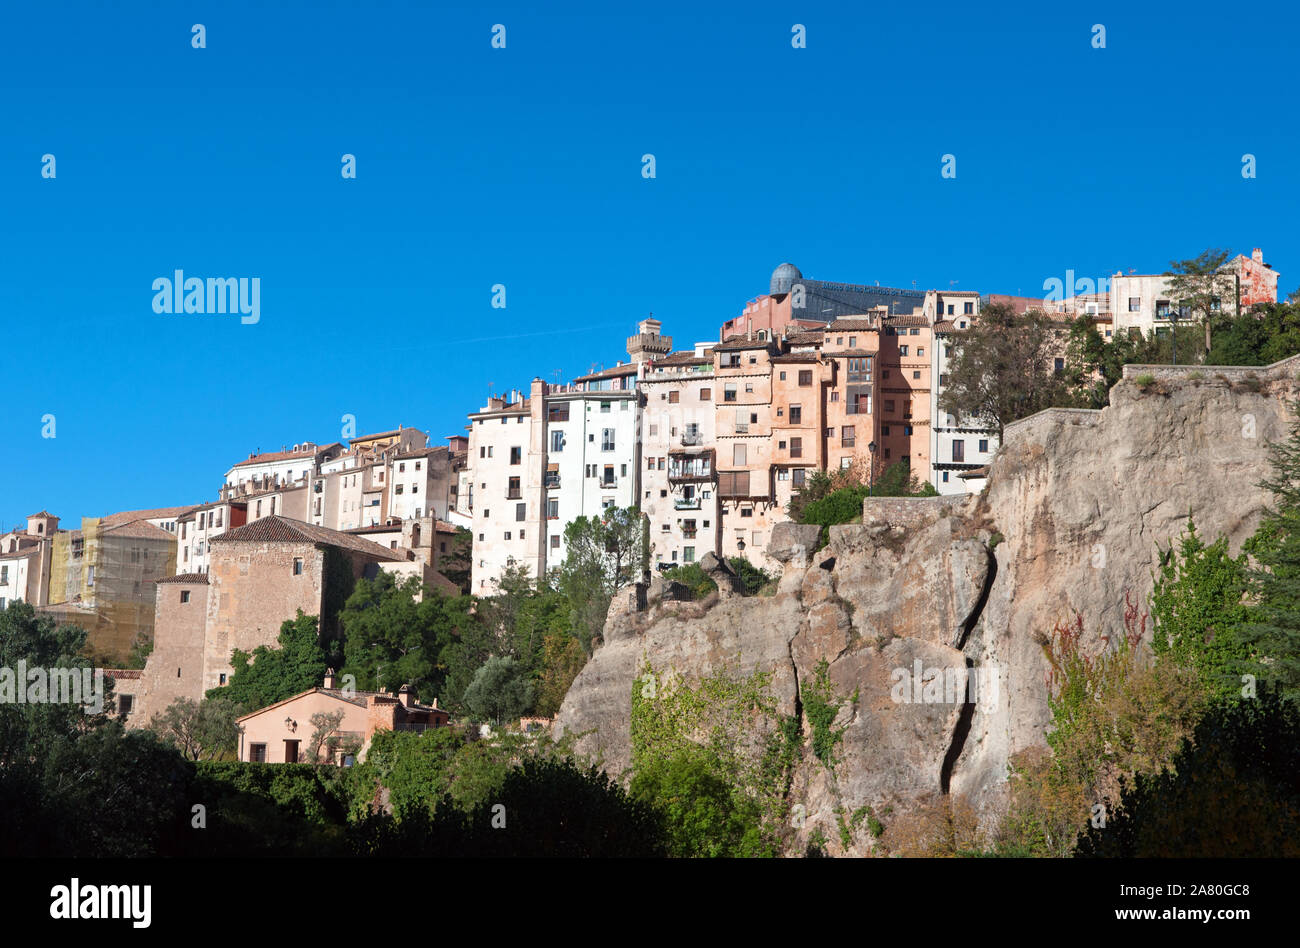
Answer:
770, 262, 802, 296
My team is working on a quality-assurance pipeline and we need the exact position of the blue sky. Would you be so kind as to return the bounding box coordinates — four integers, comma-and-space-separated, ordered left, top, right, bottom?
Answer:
1, 0, 1294, 529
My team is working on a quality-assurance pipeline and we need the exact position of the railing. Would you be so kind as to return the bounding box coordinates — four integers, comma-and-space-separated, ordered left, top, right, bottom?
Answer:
506, 489, 521, 499
674, 498, 701, 510
543, 475, 560, 489
680, 432, 703, 446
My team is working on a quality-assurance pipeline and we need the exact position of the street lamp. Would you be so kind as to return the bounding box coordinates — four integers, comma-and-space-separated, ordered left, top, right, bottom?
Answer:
867, 441, 877, 496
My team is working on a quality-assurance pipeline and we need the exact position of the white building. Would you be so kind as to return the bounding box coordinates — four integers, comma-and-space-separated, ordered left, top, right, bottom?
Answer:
639, 345, 718, 569
1109, 248, 1279, 338
930, 305, 997, 495
463, 321, 669, 594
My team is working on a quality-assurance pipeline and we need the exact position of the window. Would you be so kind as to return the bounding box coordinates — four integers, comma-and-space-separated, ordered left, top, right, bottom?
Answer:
1127, 296, 1141, 312
979, 439, 989, 452
790, 437, 802, 458
911, 328, 920, 335
293, 558, 303, 575
551, 535, 561, 549
181, 590, 190, 604
847, 386, 871, 415
718, 471, 750, 496
700, 388, 711, 400
1054, 358, 1065, 374
841, 425, 855, 447
516, 503, 526, 522
942, 471, 949, 483
899, 345, 909, 356
917, 347, 924, 357
798, 369, 813, 386
250, 744, 267, 763
399, 462, 406, 473
600, 402, 611, 413
939, 373, 949, 387
119, 694, 134, 715
904, 425, 913, 435
547, 499, 559, 519
745, 383, 754, 393
913, 371, 920, 379
848, 336, 857, 347
789, 404, 802, 424
284, 740, 300, 764
733, 444, 747, 465
668, 390, 680, 404
395, 484, 404, 494
793, 469, 806, 487
882, 369, 890, 379
548, 404, 570, 422
952, 440, 965, 463
504, 532, 511, 540
741, 507, 753, 518
779, 371, 787, 381
724, 384, 737, 402
510, 446, 522, 465
603, 465, 615, 486
551, 429, 565, 452
602, 429, 615, 451
508, 477, 521, 499
683, 546, 695, 563
964, 301, 973, 315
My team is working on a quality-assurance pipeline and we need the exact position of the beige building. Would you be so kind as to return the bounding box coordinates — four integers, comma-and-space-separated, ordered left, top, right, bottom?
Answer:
236, 677, 450, 764
0, 512, 59, 609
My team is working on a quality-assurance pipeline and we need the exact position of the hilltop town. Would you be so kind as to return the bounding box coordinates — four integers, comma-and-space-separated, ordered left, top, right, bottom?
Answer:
0, 251, 1288, 772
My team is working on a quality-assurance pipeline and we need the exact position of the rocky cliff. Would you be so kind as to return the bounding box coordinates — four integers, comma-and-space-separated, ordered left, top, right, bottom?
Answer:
555, 359, 1300, 853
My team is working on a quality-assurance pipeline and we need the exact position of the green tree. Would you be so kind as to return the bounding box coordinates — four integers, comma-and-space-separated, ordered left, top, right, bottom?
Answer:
558, 506, 648, 650
939, 303, 1078, 438
462, 655, 534, 726
339, 572, 473, 701
210, 610, 328, 710
1165, 247, 1234, 358
534, 632, 588, 717
1151, 519, 1252, 700
147, 694, 243, 760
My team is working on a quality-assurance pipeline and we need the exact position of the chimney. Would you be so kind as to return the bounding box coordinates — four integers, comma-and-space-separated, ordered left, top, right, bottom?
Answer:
431, 697, 438, 710
323, 668, 336, 689
398, 684, 415, 708
1253, 248, 1264, 263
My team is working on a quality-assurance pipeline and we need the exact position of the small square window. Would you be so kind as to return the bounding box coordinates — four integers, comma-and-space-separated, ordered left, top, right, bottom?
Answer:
293, 558, 303, 576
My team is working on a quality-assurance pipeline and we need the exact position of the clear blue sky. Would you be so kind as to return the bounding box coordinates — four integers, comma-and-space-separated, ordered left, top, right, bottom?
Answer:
1, 0, 1294, 529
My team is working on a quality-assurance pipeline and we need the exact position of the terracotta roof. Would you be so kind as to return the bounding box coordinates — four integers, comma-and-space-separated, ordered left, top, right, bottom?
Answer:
828, 348, 877, 357
652, 351, 712, 367
101, 506, 194, 526
771, 352, 822, 364
784, 331, 825, 345
714, 337, 774, 352
209, 515, 403, 561
156, 572, 210, 585
426, 571, 462, 597
236, 685, 452, 721
350, 429, 403, 442
573, 364, 639, 382
102, 519, 175, 541
230, 443, 344, 470
934, 320, 956, 332
883, 315, 930, 327
26, 510, 56, 519
825, 319, 877, 332
394, 445, 447, 460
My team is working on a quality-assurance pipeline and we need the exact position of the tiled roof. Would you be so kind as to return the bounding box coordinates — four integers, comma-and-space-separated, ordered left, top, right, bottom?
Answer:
771, 352, 822, 364
714, 337, 774, 352
101, 506, 194, 526
784, 331, 825, 345
573, 364, 639, 382
939, 290, 981, 297
825, 319, 877, 332
350, 429, 402, 442
103, 669, 142, 680
394, 445, 447, 460
27, 510, 56, 519
209, 515, 402, 561
230, 443, 344, 469
934, 320, 956, 332
828, 348, 876, 357
156, 572, 210, 584
102, 519, 175, 541
883, 315, 931, 327
652, 351, 712, 367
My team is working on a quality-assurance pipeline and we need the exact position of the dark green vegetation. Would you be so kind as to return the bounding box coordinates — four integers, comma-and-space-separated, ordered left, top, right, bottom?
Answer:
786, 460, 936, 546
659, 556, 776, 600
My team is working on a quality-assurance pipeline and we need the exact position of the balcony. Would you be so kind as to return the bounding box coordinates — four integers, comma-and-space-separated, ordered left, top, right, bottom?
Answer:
543, 474, 561, 489
668, 449, 715, 483
674, 497, 701, 510
506, 489, 521, 500
680, 431, 704, 446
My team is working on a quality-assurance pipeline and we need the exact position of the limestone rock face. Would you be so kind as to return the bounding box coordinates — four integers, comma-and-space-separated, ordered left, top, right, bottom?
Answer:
554, 367, 1298, 852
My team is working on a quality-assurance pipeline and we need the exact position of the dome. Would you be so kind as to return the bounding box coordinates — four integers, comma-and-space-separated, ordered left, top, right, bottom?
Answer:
770, 262, 802, 296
